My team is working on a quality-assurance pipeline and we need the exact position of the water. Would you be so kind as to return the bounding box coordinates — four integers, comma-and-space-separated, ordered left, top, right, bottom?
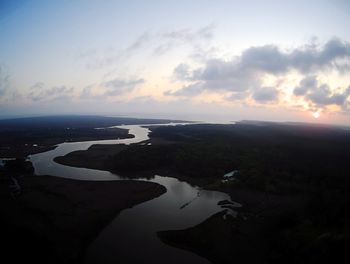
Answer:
30, 123, 234, 264
0, 158, 16, 167
29, 125, 152, 181
86, 175, 229, 263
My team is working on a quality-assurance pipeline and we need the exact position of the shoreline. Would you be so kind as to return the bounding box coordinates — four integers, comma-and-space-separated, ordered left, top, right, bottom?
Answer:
1, 175, 166, 264
53, 139, 309, 264
0, 127, 133, 158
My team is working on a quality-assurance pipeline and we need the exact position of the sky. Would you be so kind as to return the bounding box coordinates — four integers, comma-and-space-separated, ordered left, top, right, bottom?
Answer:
1, 0, 350, 124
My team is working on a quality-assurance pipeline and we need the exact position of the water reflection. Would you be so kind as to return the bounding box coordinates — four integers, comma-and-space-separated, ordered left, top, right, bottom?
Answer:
86, 176, 229, 264
29, 123, 232, 264
29, 125, 152, 180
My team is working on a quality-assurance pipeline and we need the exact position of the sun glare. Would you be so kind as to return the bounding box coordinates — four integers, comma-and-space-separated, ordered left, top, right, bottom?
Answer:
313, 112, 320, 119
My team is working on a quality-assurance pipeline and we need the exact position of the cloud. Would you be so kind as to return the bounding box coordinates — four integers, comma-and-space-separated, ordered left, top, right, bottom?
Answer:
167, 58, 260, 96
253, 86, 279, 102
289, 38, 350, 73
293, 76, 350, 108
165, 82, 204, 96
173, 63, 192, 81
293, 75, 318, 96
167, 38, 350, 108
307, 85, 350, 107
81, 24, 215, 69
127, 32, 151, 52
240, 45, 289, 74
161, 24, 214, 42
28, 83, 74, 102
0, 66, 10, 97
227, 91, 249, 101
238, 38, 350, 74
154, 24, 215, 55
103, 78, 145, 96
80, 85, 94, 99
82, 33, 151, 69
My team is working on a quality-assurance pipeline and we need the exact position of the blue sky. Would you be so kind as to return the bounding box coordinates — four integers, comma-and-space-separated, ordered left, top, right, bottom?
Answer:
1, 0, 350, 124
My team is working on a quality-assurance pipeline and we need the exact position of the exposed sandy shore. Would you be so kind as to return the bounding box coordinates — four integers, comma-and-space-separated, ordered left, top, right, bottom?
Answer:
1, 175, 166, 264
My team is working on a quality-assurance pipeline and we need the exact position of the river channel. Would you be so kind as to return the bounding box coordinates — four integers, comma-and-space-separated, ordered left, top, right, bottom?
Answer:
29, 123, 234, 264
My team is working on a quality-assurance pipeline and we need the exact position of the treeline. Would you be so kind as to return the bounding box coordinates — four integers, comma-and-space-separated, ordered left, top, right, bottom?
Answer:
149, 123, 350, 263
111, 123, 350, 193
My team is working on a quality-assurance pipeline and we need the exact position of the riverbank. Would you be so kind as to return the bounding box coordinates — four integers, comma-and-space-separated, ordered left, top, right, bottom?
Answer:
53, 136, 308, 264
54, 144, 129, 170
1, 175, 166, 264
53, 122, 350, 263
0, 115, 190, 158
158, 210, 264, 264
158, 188, 306, 264
0, 127, 133, 158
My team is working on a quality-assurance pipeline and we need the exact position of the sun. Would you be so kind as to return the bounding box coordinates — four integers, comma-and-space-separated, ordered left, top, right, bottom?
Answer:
312, 112, 320, 119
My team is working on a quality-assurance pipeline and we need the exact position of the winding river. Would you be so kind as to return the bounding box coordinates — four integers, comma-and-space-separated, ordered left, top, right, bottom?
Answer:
29, 124, 234, 264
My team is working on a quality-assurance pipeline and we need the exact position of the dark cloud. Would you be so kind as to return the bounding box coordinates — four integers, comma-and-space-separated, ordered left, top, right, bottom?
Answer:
167, 38, 350, 105
240, 45, 289, 74
293, 77, 350, 108
253, 87, 279, 102
289, 38, 350, 73
103, 78, 145, 96
168, 58, 260, 96
293, 75, 318, 96
239, 38, 350, 74
306, 84, 350, 106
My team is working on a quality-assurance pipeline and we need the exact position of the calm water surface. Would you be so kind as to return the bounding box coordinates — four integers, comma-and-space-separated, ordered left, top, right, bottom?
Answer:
30, 123, 233, 264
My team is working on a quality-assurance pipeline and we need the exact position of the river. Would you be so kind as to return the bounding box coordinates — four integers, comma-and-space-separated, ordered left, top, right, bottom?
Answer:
29, 123, 234, 264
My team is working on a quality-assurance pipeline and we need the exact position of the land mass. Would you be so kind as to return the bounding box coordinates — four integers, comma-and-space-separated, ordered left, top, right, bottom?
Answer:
0, 164, 166, 264
55, 121, 350, 264
0, 115, 189, 157
2, 116, 350, 264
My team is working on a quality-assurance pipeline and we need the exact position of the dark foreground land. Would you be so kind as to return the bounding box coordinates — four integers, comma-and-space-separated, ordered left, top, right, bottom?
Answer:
0, 159, 165, 264
0, 115, 185, 157
56, 121, 350, 263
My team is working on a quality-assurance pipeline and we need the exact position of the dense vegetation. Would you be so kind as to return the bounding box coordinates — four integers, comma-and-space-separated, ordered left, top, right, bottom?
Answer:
110, 123, 350, 263
113, 123, 350, 193
7, 120, 348, 263
0, 115, 182, 131
0, 115, 183, 157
